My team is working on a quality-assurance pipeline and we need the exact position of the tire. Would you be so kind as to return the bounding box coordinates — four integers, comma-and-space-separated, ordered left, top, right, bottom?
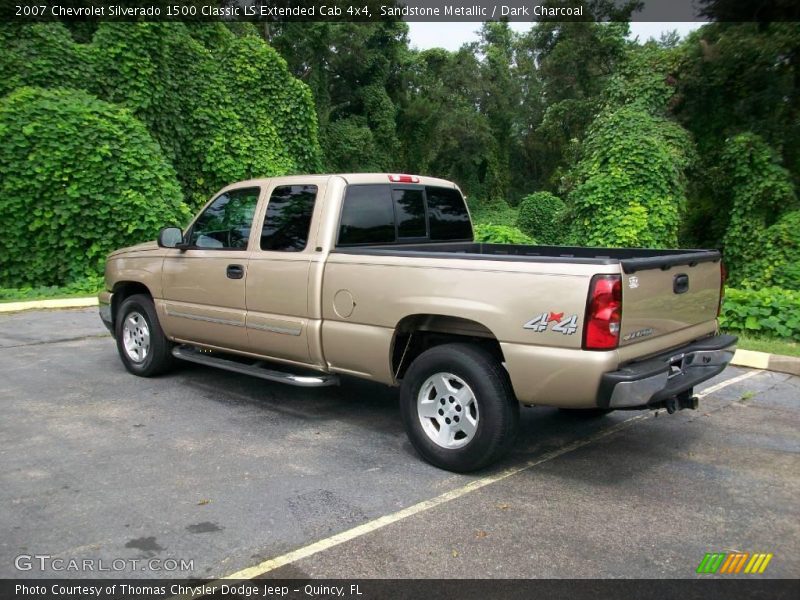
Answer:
115, 294, 175, 377
399, 343, 519, 472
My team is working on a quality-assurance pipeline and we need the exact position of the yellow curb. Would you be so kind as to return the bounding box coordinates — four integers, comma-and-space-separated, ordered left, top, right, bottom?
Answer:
0, 297, 98, 313
731, 348, 800, 377
731, 349, 771, 370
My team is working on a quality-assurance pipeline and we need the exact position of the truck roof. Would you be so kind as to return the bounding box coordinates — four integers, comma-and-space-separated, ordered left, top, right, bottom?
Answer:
218, 173, 459, 192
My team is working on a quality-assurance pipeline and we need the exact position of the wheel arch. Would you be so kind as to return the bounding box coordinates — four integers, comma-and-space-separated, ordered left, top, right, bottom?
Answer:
111, 281, 154, 327
390, 313, 505, 381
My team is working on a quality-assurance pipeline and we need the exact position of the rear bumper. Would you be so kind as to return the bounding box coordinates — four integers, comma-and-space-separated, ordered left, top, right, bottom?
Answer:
598, 334, 738, 409
98, 291, 114, 335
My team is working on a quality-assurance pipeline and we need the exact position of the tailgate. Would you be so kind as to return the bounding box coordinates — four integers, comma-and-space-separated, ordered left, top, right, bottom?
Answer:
619, 259, 722, 346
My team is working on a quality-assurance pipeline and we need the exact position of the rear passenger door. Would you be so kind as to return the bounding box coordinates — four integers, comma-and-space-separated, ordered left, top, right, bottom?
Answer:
245, 181, 325, 365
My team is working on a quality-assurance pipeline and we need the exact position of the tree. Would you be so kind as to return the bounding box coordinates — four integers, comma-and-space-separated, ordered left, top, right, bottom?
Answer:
720, 133, 798, 288
266, 20, 408, 172
564, 43, 696, 248
675, 22, 800, 246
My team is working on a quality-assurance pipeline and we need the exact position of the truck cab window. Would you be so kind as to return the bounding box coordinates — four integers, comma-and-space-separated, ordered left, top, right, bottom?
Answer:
189, 187, 260, 249
393, 189, 427, 239
338, 185, 395, 245
260, 185, 318, 251
426, 186, 472, 241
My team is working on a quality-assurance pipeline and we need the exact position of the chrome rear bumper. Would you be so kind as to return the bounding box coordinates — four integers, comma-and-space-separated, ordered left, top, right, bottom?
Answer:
598, 334, 737, 409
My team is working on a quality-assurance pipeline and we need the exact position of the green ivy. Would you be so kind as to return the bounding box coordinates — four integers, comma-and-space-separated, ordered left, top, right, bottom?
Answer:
0, 87, 189, 288
720, 133, 798, 288
752, 211, 800, 291
516, 191, 567, 244
566, 105, 695, 248
469, 198, 518, 227
473, 224, 536, 245
719, 287, 800, 340
1, 22, 322, 210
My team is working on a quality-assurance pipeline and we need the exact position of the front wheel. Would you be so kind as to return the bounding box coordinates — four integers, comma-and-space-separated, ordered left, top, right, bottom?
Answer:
115, 294, 175, 377
400, 343, 519, 472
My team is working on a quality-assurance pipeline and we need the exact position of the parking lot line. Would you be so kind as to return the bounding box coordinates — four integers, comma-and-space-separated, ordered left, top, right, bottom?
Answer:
181, 369, 759, 591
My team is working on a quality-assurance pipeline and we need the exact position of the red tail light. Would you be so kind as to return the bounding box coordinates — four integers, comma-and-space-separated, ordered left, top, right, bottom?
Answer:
717, 261, 727, 317
583, 274, 622, 350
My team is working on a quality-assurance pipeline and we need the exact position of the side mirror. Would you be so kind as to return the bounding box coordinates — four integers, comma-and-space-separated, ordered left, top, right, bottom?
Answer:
158, 227, 185, 249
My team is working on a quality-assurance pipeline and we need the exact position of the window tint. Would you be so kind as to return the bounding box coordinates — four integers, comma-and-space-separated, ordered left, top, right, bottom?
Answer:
260, 185, 318, 252
393, 189, 427, 238
426, 186, 472, 241
338, 185, 395, 245
190, 187, 260, 249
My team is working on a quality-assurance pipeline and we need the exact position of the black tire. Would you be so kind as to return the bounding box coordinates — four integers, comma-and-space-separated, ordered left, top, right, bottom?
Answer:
558, 407, 614, 418
115, 294, 175, 377
399, 343, 519, 472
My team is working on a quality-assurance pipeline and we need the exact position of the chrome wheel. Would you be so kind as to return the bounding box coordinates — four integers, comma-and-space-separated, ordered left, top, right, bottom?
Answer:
417, 372, 479, 449
122, 311, 150, 363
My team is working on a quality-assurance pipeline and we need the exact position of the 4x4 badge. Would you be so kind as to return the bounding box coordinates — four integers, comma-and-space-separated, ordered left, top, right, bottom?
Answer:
524, 312, 578, 335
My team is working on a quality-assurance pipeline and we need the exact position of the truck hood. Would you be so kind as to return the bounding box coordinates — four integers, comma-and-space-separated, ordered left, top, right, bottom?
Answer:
108, 240, 159, 258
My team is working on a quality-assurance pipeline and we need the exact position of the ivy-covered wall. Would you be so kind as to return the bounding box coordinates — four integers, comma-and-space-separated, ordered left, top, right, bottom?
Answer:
0, 22, 322, 287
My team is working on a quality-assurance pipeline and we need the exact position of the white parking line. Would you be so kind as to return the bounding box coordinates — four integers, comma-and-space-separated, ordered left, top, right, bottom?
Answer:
180, 368, 760, 592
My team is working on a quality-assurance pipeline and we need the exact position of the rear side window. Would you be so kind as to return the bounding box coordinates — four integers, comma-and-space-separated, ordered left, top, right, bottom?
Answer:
338, 184, 471, 246
338, 185, 395, 245
260, 185, 318, 251
426, 186, 473, 241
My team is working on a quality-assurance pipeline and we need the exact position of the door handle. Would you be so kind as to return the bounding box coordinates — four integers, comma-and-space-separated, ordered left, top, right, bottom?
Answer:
673, 273, 689, 294
226, 264, 244, 280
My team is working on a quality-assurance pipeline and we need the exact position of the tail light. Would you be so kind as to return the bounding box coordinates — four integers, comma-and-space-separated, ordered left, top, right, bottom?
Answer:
717, 261, 727, 317
583, 274, 622, 350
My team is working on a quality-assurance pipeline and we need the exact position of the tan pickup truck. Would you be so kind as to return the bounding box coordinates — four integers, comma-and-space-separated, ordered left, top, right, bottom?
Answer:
100, 174, 736, 471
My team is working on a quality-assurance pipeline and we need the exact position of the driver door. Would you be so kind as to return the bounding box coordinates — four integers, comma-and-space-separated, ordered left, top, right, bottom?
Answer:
160, 186, 261, 351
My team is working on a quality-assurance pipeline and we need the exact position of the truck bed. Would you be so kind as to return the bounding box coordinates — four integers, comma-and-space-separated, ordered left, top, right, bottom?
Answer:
333, 242, 721, 273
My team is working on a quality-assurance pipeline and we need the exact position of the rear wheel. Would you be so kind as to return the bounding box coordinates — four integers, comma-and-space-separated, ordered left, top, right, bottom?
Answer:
115, 294, 175, 377
400, 343, 519, 472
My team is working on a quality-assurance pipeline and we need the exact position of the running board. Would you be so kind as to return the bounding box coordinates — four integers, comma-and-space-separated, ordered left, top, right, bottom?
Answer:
171, 346, 339, 387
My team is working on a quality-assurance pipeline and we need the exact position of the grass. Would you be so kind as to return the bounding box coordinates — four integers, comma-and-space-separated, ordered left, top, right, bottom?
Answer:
732, 333, 800, 358
0, 277, 103, 304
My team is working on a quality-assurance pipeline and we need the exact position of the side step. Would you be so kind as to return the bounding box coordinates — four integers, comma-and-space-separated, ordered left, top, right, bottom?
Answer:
172, 346, 339, 387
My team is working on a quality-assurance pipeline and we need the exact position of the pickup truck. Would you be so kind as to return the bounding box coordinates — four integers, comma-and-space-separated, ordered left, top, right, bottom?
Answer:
100, 173, 737, 472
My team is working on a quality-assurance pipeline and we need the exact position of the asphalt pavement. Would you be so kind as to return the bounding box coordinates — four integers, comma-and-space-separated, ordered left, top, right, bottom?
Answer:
0, 308, 797, 579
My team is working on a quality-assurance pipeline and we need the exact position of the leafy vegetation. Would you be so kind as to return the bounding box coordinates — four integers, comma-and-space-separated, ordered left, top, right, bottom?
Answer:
0, 87, 189, 288
473, 225, 536, 245
0, 276, 104, 303
719, 288, 800, 341
516, 192, 567, 244
1, 6, 798, 347
719, 133, 799, 289
1, 22, 322, 209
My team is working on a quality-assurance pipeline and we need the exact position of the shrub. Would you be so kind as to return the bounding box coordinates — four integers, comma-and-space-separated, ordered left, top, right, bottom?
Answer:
0, 87, 189, 288
473, 224, 536, 245
516, 191, 567, 244
754, 211, 800, 290
469, 199, 518, 227
719, 287, 800, 340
